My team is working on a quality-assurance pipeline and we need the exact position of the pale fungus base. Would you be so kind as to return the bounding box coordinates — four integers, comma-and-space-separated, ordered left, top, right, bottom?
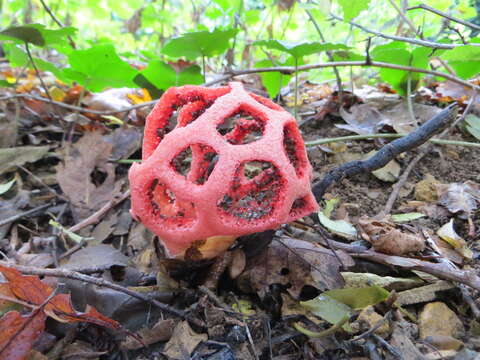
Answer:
181, 235, 237, 261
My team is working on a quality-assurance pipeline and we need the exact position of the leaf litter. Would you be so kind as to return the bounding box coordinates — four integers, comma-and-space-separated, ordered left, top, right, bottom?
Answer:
0, 63, 479, 359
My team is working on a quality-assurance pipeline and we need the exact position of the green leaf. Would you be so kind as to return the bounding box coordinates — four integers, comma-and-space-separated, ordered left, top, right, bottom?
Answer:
442, 45, 480, 79
137, 60, 203, 91
0, 25, 43, 45
0, 80, 13, 87
3, 44, 65, 80
64, 43, 138, 92
161, 28, 238, 60
300, 294, 353, 330
371, 42, 430, 95
465, 114, 480, 141
49, 220, 92, 243
338, 0, 371, 21
255, 59, 293, 98
0, 179, 16, 195
322, 286, 390, 310
253, 39, 348, 58
391, 212, 426, 222
0, 24, 76, 47
177, 65, 204, 86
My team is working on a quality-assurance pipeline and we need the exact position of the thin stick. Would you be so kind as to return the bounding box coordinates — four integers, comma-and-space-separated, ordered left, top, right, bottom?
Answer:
38, 0, 76, 48
305, 133, 480, 148
387, 0, 418, 35
294, 57, 298, 120
293, 315, 349, 338
408, 4, 480, 31
68, 189, 130, 232
301, 230, 480, 291
312, 104, 459, 201
0, 262, 203, 327
24, 42, 59, 116
330, 14, 478, 49
18, 165, 67, 201
381, 93, 478, 217
305, 9, 343, 100
0, 203, 53, 227
380, 151, 426, 217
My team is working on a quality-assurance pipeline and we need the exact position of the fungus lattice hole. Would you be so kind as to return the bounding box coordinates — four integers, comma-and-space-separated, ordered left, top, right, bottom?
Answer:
289, 196, 308, 218
156, 100, 214, 145
243, 161, 273, 180
148, 179, 196, 225
156, 110, 178, 144
218, 161, 284, 220
171, 146, 192, 177
216, 109, 265, 145
283, 123, 307, 177
171, 144, 218, 184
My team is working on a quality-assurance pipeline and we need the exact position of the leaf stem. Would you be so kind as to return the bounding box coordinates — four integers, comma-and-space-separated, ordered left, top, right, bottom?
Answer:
305, 133, 480, 148
293, 315, 349, 338
294, 57, 298, 120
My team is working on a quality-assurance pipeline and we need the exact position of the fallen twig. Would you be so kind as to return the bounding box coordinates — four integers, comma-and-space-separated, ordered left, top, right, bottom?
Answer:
379, 151, 427, 217
0, 203, 53, 227
312, 103, 459, 201
0, 261, 204, 328
305, 133, 480, 148
68, 189, 130, 232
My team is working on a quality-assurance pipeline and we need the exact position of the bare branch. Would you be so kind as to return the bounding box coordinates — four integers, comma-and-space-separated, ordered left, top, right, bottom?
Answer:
330, 14, 479, 49
408, 4, 480, 31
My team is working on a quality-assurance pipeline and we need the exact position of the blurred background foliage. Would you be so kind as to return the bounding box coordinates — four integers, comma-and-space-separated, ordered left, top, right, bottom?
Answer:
0, 0, 479, 97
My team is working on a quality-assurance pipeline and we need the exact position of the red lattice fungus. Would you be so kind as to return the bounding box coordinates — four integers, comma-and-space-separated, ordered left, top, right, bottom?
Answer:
129, 82, 318, 258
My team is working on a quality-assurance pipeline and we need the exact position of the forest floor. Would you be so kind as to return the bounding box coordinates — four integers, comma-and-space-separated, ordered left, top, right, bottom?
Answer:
0, 67, 479, 360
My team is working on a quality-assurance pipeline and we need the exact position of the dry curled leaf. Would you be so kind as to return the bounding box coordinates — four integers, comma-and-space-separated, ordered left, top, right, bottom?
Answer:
438, 181, 480, 219
0, 264, 122, 360
436, 219, 472, 259
358, 217, 425, 255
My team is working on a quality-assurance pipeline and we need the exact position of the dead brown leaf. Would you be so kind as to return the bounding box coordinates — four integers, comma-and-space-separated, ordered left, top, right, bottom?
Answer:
437, 181, 480, 218
121, 318, 176, 350
163, 321, 207, 359
244, 237, 354, 299
358, 217, 425, 255
56, 131, 123, 221
338, 104, 390, 135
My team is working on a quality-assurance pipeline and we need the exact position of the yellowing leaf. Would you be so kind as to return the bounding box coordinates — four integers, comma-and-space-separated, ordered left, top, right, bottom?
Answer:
48, 86, 66, 101
127, 88, 152, 104
437, 219, 472, 259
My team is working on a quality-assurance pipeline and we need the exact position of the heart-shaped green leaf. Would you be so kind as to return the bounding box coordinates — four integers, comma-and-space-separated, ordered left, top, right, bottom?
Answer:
161, 28, 238, 60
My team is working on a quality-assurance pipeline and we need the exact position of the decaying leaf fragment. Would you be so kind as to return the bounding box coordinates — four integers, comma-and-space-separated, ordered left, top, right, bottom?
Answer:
436, 219, 472, 259
358, 217, 425, 255
0, 264, 123, 359
244, 237, 354, 299
438, 181, 480, 219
